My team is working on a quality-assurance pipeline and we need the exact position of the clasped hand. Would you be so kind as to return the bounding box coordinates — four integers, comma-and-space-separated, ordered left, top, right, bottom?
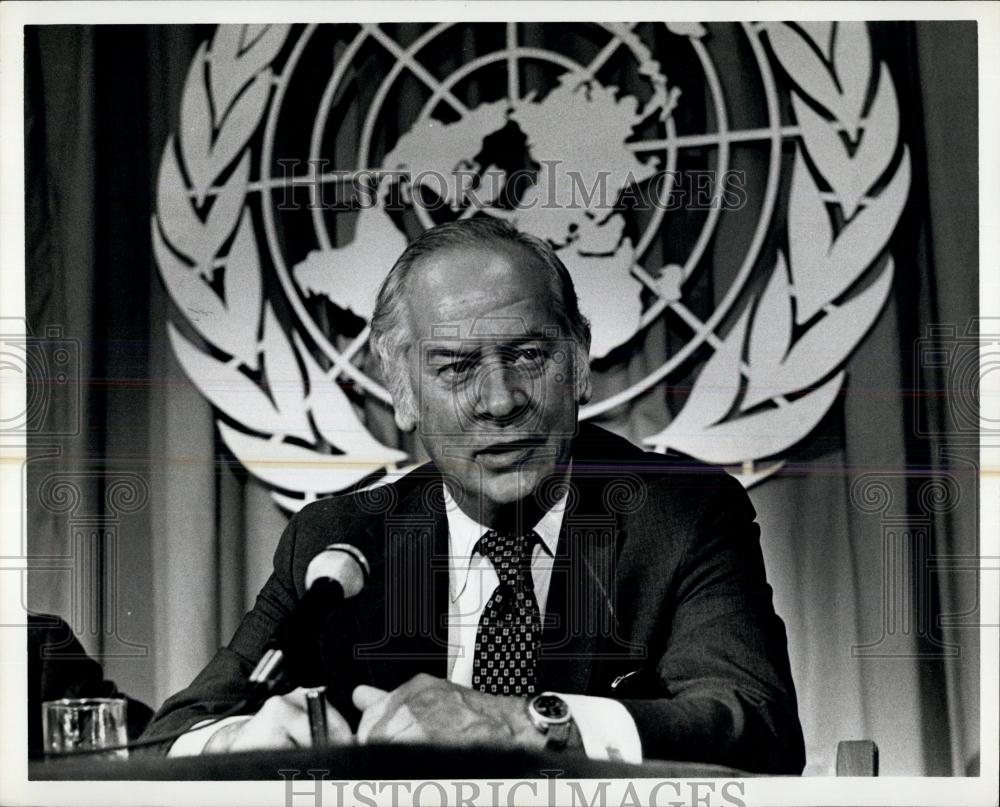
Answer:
207, 674, 555, 753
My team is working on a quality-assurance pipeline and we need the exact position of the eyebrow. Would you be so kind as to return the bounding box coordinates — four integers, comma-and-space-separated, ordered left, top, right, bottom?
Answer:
424, 335, 550, 362
425, 346, 480, 363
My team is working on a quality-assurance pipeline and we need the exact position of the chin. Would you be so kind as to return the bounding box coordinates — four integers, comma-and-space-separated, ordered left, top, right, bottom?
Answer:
480, 467, 546, 507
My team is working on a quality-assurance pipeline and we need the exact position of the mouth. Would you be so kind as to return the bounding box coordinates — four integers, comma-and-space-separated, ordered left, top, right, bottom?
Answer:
474, 438, 538, 469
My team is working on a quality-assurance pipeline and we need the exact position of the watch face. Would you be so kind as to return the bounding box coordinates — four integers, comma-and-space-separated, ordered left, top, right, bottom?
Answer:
533, 693, 569, 720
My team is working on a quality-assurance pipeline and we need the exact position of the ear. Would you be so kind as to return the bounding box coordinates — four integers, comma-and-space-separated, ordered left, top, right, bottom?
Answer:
393, 406, 417, 433
391, 382, 418, 432
383, 346, 418, 432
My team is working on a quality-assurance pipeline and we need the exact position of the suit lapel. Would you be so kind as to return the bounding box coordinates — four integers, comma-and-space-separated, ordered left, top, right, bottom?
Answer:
341, 468, 451, 689
537, 460, 623, 695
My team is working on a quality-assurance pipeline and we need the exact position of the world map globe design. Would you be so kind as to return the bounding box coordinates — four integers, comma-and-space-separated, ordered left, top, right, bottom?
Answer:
256, 22, 782, 417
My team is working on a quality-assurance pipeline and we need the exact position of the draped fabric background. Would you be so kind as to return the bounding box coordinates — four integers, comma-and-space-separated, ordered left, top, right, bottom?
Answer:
23, 22, 979, 776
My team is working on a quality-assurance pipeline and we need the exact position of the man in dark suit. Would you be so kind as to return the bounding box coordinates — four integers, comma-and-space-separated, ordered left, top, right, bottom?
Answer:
141, 217, 805, 773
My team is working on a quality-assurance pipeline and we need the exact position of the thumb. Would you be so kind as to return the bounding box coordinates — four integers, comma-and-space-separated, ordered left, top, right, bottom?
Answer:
352, 684, 388, 711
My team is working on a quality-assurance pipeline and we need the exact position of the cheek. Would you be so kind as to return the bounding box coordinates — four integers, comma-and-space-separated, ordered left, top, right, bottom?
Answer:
418, 382, 454, 423
542, 370, 577, 417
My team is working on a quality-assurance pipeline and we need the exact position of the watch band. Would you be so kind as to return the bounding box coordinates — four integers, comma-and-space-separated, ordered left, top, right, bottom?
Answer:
543, 717, 571, 750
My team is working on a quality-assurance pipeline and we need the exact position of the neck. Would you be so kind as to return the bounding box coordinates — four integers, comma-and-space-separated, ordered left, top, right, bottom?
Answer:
471, 497, 549, 534
452, 462, 573, 532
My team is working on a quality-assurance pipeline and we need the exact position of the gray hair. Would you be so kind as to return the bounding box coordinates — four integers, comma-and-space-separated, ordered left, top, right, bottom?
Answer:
369, 217, 592, 429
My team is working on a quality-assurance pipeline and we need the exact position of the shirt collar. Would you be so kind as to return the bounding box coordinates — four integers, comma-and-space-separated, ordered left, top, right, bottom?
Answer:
443, 466, 570, 603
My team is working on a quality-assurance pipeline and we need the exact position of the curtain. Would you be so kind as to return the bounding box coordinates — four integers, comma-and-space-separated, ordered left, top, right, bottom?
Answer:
24, 22, 979, 775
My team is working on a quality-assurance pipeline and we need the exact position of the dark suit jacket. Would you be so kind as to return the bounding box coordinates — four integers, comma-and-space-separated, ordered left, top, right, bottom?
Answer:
141, 424, 805, 773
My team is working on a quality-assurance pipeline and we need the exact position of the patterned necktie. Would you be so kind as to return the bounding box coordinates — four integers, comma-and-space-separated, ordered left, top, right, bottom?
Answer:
472, 529, 542, 696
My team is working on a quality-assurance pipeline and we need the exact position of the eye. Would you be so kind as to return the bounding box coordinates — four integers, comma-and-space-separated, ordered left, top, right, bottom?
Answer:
511, 346, 545, 366
438, 357, 475, 379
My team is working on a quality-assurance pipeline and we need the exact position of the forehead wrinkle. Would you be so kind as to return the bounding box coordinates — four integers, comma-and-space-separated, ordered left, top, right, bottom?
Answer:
434, 290, 539, 325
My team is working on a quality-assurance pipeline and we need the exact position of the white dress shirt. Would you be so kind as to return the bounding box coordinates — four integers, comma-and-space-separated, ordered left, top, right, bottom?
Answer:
171, 483, 642, 762
439, 483, 641, 763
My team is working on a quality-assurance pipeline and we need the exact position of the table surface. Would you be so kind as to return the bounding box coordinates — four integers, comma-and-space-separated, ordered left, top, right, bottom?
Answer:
30, 743, 751, 780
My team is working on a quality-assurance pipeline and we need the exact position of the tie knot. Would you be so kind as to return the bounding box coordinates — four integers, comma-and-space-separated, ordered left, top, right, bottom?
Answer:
478, 530, 537, 586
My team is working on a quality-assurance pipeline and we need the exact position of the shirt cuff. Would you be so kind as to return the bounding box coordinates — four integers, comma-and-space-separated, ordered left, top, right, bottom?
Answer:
557, 694, 643, 764
167, 716, 251, 756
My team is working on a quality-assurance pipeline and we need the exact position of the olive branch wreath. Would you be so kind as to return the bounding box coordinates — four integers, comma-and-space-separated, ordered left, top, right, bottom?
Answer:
152, 24, 406, 510
152, 22, 909, 507
644, 21, 909, 481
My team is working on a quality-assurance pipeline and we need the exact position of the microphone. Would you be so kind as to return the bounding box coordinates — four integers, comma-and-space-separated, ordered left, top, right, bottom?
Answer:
249, 543, 370, 689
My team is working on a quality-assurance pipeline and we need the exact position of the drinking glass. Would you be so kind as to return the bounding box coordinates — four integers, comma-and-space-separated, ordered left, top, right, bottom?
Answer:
42, 697, 128, 759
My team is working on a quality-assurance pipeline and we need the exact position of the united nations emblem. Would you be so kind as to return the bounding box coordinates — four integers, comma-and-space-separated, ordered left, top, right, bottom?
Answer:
154, 22, 909, 507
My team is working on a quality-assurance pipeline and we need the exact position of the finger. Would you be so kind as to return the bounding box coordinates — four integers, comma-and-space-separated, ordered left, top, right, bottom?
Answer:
287, 687, 354, 746
366, 703, 418, 744
230, 723, 295, 753
356, 675, 439, 744
356, 696, 390, 744
354, 686, 393, 744
274, 692, 315, 748
229, 717, 295, 753
324, 700, 353, 744
352, 684, 389, 711
383, 717, 430, 745
230, 694, 306, 752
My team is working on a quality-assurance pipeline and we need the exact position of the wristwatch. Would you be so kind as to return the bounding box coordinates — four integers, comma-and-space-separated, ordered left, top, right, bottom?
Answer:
526, 692, 572, 750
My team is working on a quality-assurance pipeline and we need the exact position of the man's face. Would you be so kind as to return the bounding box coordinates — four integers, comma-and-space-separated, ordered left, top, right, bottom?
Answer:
402, 241, 582, 525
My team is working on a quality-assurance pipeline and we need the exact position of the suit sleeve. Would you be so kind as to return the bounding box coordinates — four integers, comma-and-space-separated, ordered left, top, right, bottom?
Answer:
136, 512, 302, 753
618, 474, 806, 774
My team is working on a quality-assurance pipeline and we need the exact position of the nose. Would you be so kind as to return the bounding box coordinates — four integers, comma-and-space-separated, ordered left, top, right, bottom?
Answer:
475, 362, 530, 423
